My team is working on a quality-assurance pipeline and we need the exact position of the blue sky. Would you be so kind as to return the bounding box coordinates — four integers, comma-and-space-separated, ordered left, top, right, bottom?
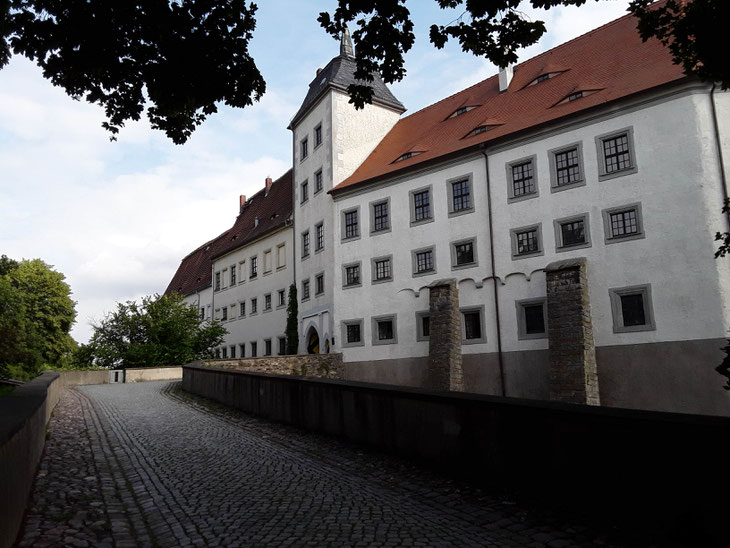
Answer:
0, 1, 631, 343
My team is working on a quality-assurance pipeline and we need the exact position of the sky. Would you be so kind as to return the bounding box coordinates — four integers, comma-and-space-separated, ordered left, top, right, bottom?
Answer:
0, 0, 631, 344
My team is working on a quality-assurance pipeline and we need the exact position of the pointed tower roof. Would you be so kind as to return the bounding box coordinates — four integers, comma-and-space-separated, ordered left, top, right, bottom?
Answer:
289, 29, 405, 129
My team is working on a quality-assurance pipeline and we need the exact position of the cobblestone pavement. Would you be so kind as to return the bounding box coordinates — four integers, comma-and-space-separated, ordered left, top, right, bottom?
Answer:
17, 382, 629, 547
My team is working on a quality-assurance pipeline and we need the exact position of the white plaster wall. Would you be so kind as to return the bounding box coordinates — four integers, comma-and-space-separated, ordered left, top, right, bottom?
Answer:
184, 287, 212, 321
209, 226, 294, 356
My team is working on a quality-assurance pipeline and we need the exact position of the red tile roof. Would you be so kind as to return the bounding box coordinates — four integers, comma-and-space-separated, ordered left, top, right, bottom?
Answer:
332, 10, 687, 194
165, 169, 293, 297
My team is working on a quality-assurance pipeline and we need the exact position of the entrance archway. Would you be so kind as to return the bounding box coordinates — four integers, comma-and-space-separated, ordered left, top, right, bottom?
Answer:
306, 327, 320, 354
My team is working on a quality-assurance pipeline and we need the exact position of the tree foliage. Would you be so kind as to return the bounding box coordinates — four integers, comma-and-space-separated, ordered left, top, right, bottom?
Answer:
285, 283, 299, 355
0, 255, 77, 379
1, 1, 726, 142
82, 292, 226, 369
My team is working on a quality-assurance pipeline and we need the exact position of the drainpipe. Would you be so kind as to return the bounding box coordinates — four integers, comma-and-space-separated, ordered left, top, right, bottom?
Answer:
481, 147, 506, 397
710, 84, 730, 232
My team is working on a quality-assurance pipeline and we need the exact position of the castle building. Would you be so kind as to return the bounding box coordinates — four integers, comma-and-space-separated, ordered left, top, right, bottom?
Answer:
167, 12, 730, 415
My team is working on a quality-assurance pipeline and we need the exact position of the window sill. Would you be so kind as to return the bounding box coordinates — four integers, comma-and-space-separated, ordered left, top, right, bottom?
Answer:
598, 165, 637, 182
448, 207, 474, 219
343, 283, 362, 290
451, 262, 478, 271
462, 337, 487, 346
508, 191, 539, 204
511, 250, 544, 261
413, 269, 436, 278
371, 277, 393, 285
556, 241, 591, 253
341, 235, 361, 243
410, 217, 434, 228
605, 233, 645, 245
370, 227, 392, 236
550, 179, 586, 193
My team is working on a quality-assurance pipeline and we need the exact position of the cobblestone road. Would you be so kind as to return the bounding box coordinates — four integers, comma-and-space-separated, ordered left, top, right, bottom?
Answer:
17, 382, 627, 547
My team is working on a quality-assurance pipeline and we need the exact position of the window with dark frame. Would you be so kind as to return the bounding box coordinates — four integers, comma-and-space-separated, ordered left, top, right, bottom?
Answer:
516, 228, 539, 255
314, 125, 322, 147
316, 223, 324, 251
222, 347, 227, 358
603, 133, 631, 173
278, 289, 285, 307
346, 323, 361, 344
239, 344, 245, 358
239, 302, 245, 316
315, 274, 324, 295
455, 241, 474, 266
315, 170, 323, 193
230, 346, 236, 358
567, 91, 584, 102
560, 219, 586, 247
554, 148, 581, 185
250, 256, 258, 278
345, 264, 360, 286
302, 231, 310, 256
301, 180, 309, 203
251, 297, 257, 314
416, 249, 434, 273
609, 209, 638, 237
302, 279, 310, 300
251, 341, 257, 357
300, 137, 308, 159
377, 319, 394, 341
535, 73, 550, 83
620, 294, 646, 327
215, 271, 221, 291
451, 179, 471, 211
278, 337, 286, 355
463, 311, 482, 340
264, 294, 272, 310
344, 210, 359, 239
512, 161, 535, 196
374, 258, 391, 281
221, 307, 228, 321
422, 315, 430, 337
200, 307, 205, 320
230, 264, 236, 285
524, 304, 545, 334
265, 339, 272, 356
413, 190, 431, 221
373, 201, 389, 231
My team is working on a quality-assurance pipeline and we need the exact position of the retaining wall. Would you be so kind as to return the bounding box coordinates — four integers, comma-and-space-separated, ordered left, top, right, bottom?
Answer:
202, 354, 343, 379
183, 363, 730, 541
125, 366, 182, 383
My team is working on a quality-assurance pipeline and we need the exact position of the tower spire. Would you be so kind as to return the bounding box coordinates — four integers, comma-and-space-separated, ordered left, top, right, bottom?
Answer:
340, 27, 354, 59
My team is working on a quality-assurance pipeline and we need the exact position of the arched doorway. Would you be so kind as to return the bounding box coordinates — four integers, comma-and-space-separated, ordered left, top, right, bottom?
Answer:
306, 327, 320, 354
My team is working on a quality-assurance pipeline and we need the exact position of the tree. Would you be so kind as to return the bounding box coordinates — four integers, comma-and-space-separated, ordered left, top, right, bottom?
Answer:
285, 284, 299, 355
2, 1, 726, 142
0, 256, 77, 379
83, 292, 226, 369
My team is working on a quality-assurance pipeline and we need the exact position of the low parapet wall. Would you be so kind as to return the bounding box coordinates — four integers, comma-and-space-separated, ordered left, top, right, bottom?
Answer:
183, 363, 730, 541
200, 353, 343, 379
125, 366, 182, 383
0, 372, 61, 548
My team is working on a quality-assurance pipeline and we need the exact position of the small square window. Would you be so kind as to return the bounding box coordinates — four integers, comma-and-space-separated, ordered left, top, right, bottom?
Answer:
301, 180, 309, 204
516, 299, 548, 340
278, 337, 287, 355
372, 315, 397, 345
370, 199, 390, 233
415, 311, 430, 341
315, 222, 324, 251
343, 263, 361, 288
301, 230, 310, 257
250, 297, 257, 314
265, 339, 272, 356
301, 279, 310, 301
410, 187, 432, 224
507, 157, 538, 202
609, 284, 655, 333
596, 128, 637, 180
461, 307, 486, 344
372, 255, 393, 284
510, 224, 543, 259
277, 289, 286, 308
602, 203, 645, 244
300, 137, 308, 160
447, 176, 473, 216
264, 293, 272, 311
451, 238, 477, 269
342, 208, 360, 241
315, 273, 324, 295
412, 247, 435, 277
251, 341, 257, 357
342, 319, 364, 347
549, 143, 584, 192
314, 124, 323, 148
554, 213, 591, 252
314, 169, 323, 193
250, 256, 258, 278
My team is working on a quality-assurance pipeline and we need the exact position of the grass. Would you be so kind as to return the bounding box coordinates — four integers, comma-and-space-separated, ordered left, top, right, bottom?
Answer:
0, 385, 16, 396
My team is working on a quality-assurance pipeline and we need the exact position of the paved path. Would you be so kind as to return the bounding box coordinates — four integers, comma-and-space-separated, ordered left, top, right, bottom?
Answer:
17, 382, 623, 547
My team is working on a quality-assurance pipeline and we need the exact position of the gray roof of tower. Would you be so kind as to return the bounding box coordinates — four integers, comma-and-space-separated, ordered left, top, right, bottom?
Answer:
289, 54, 406, 129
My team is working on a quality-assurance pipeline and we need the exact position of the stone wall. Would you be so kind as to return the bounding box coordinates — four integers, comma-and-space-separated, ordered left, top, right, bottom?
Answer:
545, 258, 600, 405
125, 367, 182, 383
201, 354, 344, 379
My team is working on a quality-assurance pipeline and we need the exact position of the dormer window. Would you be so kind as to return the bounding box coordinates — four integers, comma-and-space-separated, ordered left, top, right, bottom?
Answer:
393, 151, 423, 163
555, 89, 599, 106
465, 125, 497, 138
527, 72, 562, 86
448, 105, 477, 119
